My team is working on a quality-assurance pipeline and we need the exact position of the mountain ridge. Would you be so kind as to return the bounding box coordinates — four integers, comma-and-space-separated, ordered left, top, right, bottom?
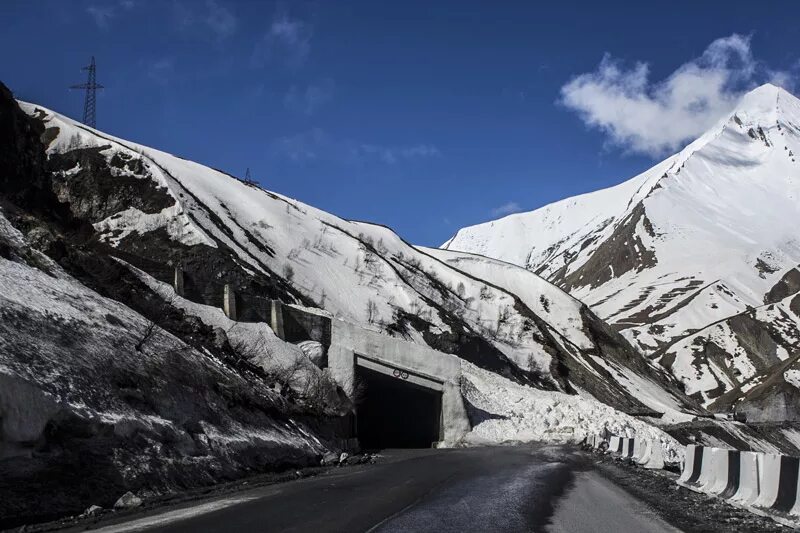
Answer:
444, 83, 800, 411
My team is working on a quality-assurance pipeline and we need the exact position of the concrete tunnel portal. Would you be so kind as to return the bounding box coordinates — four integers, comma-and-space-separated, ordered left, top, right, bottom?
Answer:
356, 364, 443, 449
324, 319, 472, 449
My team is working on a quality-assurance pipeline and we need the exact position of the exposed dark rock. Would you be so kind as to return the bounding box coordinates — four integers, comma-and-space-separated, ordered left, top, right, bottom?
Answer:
48, 146, 173, 222
558, 203, 658, 292
755, 257, 780, 279
765, 267, 800, 304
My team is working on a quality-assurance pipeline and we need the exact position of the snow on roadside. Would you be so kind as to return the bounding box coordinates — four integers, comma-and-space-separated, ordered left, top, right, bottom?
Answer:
460, 360, 684, 462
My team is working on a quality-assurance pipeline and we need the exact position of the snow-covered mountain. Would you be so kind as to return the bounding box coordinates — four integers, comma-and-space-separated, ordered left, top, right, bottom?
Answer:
11, 94, 700, 421
9, 77, 800, 526
444, 83, 800, 409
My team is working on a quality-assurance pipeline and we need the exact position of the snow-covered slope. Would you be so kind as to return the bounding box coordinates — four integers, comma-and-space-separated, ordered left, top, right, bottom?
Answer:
423, 247, 694, 423
0, 204, 328, 523
16, 97, 700, 417
0, 87, 344, 525
445, 84, 800, 406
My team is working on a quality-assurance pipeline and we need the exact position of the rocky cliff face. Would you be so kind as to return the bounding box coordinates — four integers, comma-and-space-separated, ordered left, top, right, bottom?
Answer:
0, 82, 340, 528
444, 84, 800, 410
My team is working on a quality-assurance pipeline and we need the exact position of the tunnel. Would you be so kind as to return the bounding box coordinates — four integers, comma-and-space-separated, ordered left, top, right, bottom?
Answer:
355, 365, 443, 449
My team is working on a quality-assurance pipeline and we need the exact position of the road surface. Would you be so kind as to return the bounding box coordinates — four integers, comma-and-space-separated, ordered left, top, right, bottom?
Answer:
75, 445, 680, 533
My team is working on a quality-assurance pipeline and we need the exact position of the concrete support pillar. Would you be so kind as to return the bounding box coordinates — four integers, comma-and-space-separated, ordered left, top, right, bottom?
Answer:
270, 299, 285, 339
223, 284, 237, 320
173, 266, 184, 297
328, 344, 355, 396
440, 382, 471, 446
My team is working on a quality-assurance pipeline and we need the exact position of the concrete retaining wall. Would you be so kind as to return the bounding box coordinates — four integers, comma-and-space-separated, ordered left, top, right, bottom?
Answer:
283, 303, 332, 347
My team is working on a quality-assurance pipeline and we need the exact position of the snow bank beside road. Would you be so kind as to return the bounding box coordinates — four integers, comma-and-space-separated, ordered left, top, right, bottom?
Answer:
460, 361, 683, 462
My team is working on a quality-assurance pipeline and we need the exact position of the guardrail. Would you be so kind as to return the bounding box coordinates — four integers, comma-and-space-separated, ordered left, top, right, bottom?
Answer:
675, 445, 800, 525
584, 434, 664, 469
586, 436, 800, 527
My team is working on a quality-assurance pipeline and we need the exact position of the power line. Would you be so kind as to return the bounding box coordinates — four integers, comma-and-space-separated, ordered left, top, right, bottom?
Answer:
70, 56, 104, 128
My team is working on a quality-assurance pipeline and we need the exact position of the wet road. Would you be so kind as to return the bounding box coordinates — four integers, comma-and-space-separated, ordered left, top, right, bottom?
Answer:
79, 445, 679, 533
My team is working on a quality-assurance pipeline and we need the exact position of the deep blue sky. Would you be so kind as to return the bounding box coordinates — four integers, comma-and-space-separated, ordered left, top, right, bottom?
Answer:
2, 1, 799, 246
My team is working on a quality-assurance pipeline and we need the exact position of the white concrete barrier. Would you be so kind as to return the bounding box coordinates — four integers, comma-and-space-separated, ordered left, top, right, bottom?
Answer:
642, 440, 665, 470
608, 436, 623, 455
622, 438, 635, 459
632, 439, 664, 470
754, 453, 783, 509
632, 439, 645, 462
678, 445, 704, 486
702, 448, 740, 497
690, 447, 718, 492
755, 454, 800, 513
730, 451, 761, 506
788, 458, 800, 517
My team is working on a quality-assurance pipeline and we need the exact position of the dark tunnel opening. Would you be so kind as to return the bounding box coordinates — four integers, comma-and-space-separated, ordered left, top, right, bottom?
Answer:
356, 366, 442, 450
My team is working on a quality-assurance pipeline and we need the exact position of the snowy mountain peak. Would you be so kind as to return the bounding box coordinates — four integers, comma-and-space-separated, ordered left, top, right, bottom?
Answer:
741, 81, 783, 101
726, 83, 800, 138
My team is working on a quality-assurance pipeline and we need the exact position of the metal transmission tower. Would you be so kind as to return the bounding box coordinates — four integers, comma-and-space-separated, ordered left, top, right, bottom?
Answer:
244, 167, 257, 185
70, 56, 104, 128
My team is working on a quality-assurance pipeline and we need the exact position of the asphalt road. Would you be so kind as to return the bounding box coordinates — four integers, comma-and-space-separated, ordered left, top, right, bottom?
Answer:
79, 445, 680, 533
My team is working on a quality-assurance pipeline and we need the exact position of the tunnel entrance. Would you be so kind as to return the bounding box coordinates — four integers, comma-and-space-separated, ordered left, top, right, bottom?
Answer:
356, 365, 442, 449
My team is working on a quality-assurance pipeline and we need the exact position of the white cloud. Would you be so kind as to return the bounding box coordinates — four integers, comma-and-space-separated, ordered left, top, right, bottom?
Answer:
204, 0, 237, 40
146, 57, 175, 84
271, 128, 326, 161
270, 129, 440, 165
86, 1, 135, 29
560, 34, 792, 156
173, 0, 238, 41
490, 202, 522, 217
284, 80, 335, 115
357, 143, 440, 164
253, 11, 313, 68
87, 6, 115, 29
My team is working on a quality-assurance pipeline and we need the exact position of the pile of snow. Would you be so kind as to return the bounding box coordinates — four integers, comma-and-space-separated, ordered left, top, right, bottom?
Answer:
460, 360, 684, 463
426, 247, 695, 423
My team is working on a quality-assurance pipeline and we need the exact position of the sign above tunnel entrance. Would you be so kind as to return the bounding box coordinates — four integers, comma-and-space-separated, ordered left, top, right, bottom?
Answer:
355, 354, 444, 392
